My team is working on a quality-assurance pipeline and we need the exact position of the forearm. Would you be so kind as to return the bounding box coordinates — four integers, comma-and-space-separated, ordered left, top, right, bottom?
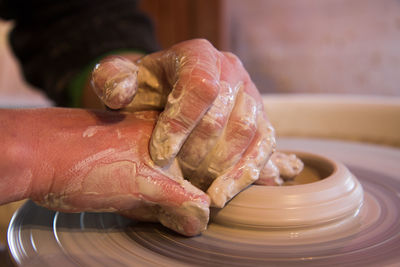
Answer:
0, 108, 119, 204
0, 109, 43, 204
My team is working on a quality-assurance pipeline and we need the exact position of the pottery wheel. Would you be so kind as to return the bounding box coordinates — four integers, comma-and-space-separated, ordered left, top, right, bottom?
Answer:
8, 138, 400, 266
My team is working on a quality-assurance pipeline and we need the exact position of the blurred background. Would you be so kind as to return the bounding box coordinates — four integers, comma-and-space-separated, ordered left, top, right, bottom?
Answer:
1, 0, 400, 108
0, 21, 52, 107
141, 0, 400, 95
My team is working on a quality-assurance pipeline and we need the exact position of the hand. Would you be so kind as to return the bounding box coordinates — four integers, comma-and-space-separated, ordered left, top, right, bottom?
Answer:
91, 39, 276, 207
1, 108, 209, 236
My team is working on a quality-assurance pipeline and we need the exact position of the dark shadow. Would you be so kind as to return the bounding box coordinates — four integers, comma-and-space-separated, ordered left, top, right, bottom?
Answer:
86, 109, 127, 124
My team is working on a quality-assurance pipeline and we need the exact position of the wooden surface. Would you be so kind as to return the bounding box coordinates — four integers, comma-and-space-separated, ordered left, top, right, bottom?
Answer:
139, 0, 228, 50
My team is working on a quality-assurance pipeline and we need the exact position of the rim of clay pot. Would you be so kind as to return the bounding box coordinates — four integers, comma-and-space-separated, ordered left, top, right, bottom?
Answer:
211, 151, 364, 229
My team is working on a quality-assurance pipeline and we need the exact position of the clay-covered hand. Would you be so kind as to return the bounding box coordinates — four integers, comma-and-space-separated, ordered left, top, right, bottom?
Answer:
91, 39, 276, 208
1, 108, 209, 236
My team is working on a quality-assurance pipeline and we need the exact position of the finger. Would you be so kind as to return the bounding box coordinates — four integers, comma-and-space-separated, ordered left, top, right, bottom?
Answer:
177, 81, 240, 180
189, 87, 259, 190
120, 165, 211, 237
122, 51, 173, 112
271, 152, 304, 180
255, 159, 284, 186
42, 161, 210, 236
206, 88, 258, 177
149, 39, 221, 167
220, 51, 280, 189
207, 109, 276, 208
91, 56, 139, 109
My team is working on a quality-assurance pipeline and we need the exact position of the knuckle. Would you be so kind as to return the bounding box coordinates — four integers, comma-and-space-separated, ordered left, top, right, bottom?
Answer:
195, 38, 214, 49
193, 79, 220, 105
230, 118, 257, 139
178, 38, 215, 52
222, 51, 243, 67
204, 81, 220, 100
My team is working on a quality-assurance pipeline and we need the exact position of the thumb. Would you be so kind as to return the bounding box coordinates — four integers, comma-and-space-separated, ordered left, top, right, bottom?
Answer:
91, 56, 139, 109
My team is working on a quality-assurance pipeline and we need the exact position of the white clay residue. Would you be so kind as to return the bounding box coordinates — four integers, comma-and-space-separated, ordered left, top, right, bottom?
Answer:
116, 129, 122, 139
83, 126, 104, 138
136, 175, 162, 199
69, 148, 116, 174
